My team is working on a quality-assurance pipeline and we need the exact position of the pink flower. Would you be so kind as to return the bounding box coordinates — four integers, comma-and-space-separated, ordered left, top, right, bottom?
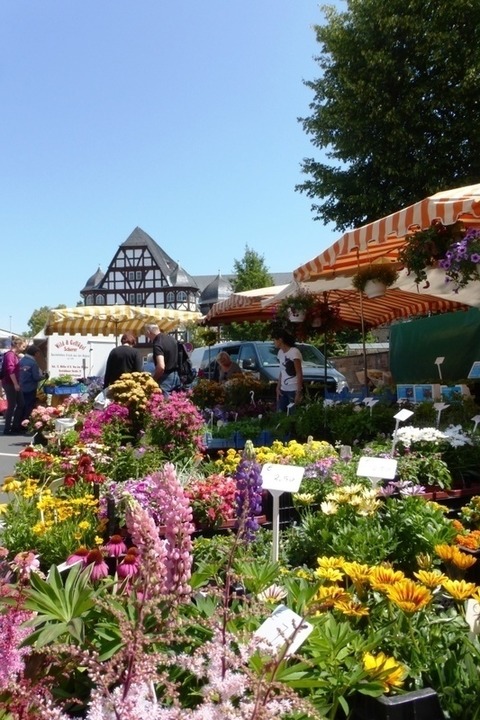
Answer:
104, 534, 128, 557
66, 547, 90, 567
117, 552, 140, 578
86, 549, 109, 581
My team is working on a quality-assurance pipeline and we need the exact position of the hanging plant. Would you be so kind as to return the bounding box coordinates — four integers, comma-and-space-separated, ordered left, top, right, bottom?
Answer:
398, 220, 464, 286
275, 291, 316, 325
352, 263, 399, 296
437, 227, 480, 291
306, 298, 342, 332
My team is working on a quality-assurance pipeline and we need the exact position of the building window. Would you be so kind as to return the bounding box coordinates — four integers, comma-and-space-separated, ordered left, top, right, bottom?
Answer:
177, 291, 187, 302
128, 271, 135, 281
96, 296, 105, 305
129, 293, 136, 304
136, 271, 142, 280
86, 295, 93, 306
136, 293, 143, 305
166, 291, 175, 304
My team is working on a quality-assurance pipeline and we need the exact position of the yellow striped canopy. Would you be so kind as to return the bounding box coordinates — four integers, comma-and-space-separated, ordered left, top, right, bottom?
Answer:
44, 305, 203, 336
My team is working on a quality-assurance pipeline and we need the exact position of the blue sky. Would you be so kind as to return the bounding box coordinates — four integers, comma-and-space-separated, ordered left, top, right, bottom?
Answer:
1, 1, 342, 334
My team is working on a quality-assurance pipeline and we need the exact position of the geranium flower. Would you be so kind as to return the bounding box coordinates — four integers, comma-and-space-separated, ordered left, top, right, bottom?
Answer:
386, 579, 432, 613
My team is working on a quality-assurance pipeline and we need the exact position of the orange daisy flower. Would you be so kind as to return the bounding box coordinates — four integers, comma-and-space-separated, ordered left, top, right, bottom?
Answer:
413, 570, 447, 588
385, 579, 432, 613
334, 599, 369, 617
369, 566, 406, 591
363, 651, 407, 692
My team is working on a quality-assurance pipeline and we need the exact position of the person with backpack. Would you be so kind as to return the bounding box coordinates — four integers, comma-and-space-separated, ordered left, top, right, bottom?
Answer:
1, 336, 27, 434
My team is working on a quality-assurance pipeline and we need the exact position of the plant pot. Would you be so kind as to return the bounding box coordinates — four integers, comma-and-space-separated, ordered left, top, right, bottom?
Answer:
287, 308, 306, 322
350, 687, 445, 720
364, 279, 387, 299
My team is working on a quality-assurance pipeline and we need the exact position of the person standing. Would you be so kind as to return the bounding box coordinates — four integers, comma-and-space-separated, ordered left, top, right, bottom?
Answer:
19, 345, 44, 422
272, 329, 303, 412
144, 324, 181, 397
103, 332, 142, 388
1, 337, 27, 434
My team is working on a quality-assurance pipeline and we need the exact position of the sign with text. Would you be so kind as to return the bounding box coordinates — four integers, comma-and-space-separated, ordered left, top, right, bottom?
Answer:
261, 463, 304, 494
47, 333, 116, 378
254, 604, 313, 657
357, 456, 397, 480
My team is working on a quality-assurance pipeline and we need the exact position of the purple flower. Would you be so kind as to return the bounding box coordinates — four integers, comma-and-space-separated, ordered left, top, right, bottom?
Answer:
86, 549, 109, 581
233, 441, 263, 542
470, 253, 480, 263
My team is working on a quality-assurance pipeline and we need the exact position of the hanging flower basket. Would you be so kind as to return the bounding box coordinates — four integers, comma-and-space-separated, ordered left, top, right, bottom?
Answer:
437, 227, 480, 291
352, 263, 398, 297
398, 220, 464, 286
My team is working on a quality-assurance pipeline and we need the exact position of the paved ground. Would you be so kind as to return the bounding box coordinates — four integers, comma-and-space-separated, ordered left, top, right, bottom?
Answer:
0, 415, 31, 501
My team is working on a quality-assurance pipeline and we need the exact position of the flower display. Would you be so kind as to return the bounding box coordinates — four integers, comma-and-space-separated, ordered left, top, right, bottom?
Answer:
185, 473, 237, 528
145, 391, 206, 461
398, 219, 464, 285
438, 226, 480, 290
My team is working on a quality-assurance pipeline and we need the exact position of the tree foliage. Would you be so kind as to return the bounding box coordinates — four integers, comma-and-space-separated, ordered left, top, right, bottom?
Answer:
222, 321, 271, 342
231, 245, 273, 292
297, 0, 480, 231
27, 305, 66, 336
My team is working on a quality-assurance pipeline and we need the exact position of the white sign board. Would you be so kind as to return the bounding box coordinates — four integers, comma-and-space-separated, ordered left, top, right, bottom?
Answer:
47, 333, 116, 378
261, 463, 305, 494
357, 456, 397, 481
254, 605, 313, 657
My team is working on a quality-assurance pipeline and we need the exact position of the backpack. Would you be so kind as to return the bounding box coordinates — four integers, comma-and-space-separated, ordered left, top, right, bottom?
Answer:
177, 342, 195, 387
0, 352, 7, 380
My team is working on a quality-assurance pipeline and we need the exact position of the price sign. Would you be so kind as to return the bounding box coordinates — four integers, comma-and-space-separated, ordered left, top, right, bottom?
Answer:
254, 605, 313, 657
261, 463, 304, 494
357, 456, 397, 480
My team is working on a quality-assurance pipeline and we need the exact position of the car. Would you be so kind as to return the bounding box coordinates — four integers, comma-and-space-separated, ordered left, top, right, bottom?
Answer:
192, 341, 348, 393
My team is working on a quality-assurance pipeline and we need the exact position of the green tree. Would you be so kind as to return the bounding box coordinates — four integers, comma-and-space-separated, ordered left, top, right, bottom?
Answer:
297, 0, 480, 231
231, 245, 273, 292
222, 321, 271, 341
27, 305, 66, 336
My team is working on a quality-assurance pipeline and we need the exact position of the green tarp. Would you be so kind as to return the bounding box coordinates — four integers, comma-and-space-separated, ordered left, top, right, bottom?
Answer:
390, 308, 480, 383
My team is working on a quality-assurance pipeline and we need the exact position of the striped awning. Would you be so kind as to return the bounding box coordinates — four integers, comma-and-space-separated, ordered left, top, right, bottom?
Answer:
294, 183, 480, 282
205, 284, 469, 329
44, 305, 203, 336
205, 286, 288, 323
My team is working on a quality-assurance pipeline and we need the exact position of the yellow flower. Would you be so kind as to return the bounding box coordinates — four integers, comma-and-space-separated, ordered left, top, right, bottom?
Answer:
2, 478, 22, 493
471, 587, 480, 604
320, 501, 338, 515
441, 579, 477, 600
317, 555, 345, 569
334, 599, 369, 617
414, 570, 447, 588
342, 561, 371, 584
78, 520, 91, 531
314, 567, 344, 583
94, 536, 104, 546
369, 566, 406, 591
314, 585, 349, 607
363, 651, 407, 692
0, 504, 8, 515
386, 579, 432, 613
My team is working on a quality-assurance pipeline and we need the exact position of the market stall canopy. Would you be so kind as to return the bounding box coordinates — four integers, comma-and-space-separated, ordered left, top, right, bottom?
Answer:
204, 285, 288, 325
205, 283, 469, 330
293, 183, 480, 282
44, 305, 203, 336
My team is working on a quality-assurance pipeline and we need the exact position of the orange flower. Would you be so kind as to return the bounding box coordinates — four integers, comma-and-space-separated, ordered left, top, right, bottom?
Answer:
450, 548, 477, 570
413, 570, 447, 588
441, 579, 477, 600
451, 519, 465, 532
435, 543, 455, 562
386, 579, 432, 613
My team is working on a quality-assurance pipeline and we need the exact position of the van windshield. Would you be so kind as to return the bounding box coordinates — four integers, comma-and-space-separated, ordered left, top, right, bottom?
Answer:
257, 342, 332, 368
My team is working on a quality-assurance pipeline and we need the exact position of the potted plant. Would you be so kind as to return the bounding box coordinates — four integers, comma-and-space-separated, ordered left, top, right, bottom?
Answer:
398, 220, 464, 286
352, 263, 399, 298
